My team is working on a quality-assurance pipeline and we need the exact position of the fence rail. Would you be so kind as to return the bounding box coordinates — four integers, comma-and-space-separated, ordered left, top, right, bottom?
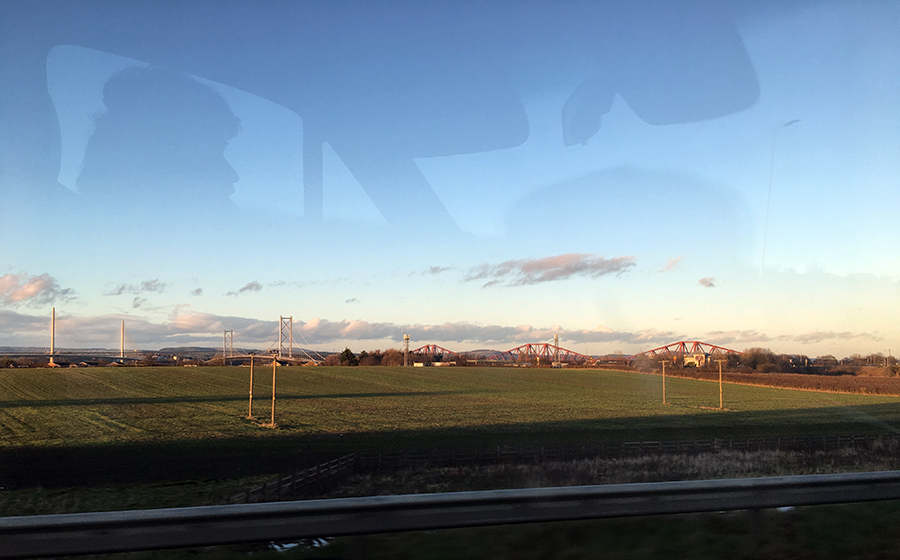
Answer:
354, 433, 897, 471
228, 454, 356, 504
227, 434, 898, 503
4, 470, 900, 559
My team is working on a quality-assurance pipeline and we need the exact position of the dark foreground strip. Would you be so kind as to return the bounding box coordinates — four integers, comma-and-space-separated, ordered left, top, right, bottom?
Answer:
3, 470, 900, 558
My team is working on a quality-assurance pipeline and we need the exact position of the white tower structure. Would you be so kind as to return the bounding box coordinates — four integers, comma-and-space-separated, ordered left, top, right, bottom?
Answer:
553, 333, 560, 368
403, 334, 410, 366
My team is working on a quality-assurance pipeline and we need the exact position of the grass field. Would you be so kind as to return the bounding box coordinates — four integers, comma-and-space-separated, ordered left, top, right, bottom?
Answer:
2, 365, 900, 488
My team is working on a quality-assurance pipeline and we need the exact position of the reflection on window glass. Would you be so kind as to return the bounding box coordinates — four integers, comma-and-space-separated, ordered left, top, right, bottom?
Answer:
0, 2, 898, 546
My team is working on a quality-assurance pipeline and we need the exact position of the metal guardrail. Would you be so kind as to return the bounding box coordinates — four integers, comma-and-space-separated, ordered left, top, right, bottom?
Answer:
3, 470, 900, 558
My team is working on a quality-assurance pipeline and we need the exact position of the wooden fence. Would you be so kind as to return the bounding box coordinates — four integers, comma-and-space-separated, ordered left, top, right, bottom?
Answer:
355, 433, 898, 471
228, 454, 357, 504
228, 433, 899, 503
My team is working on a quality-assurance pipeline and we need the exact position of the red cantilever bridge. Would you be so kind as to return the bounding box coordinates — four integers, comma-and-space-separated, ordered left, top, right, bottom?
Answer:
413, 340, 742, 365
413, 343, 593, 364
629, 340, 742, 360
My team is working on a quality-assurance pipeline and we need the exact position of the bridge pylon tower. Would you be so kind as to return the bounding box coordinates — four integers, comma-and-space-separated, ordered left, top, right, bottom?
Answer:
279, 316, 293, 358
224, 330, 234, 361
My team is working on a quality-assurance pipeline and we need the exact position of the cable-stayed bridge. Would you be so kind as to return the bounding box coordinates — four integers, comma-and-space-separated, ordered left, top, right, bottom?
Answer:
0, 347, 144, 362
212, 316, 326, 365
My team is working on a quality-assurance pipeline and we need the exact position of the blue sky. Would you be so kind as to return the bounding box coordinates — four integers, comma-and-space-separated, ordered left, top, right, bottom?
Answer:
1, 1, 898, 358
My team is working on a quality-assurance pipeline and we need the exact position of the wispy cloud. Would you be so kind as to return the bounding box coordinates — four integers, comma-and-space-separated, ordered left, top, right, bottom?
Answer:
191, 288, 203, 296
424, 266, 452, 275
659, 257, 682, 273
698, 277, 715, 288
141, 279, 166, 293
345, 297, 359, 304
465, 253, 635, 287
105, 278, 167, 296
704, 330, 770, 345
0, 273, 74, 307
226, 281, 263, 297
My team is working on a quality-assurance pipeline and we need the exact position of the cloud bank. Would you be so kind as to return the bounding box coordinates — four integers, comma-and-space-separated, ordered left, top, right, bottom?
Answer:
0, 309, 883, 354
0, 273, 73, 307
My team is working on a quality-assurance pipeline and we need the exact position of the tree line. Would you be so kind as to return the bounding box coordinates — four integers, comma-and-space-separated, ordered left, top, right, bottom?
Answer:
634, 348, 898, 376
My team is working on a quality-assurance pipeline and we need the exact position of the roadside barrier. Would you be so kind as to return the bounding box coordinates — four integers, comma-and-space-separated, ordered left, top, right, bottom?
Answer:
5, 470, 900, 558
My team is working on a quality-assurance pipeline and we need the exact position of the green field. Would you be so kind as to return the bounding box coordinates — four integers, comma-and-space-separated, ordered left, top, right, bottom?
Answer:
2, 366, 900, 487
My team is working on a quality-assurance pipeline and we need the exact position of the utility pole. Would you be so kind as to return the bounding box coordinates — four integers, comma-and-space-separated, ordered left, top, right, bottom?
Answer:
661, 360, 669, 405
267, 357, 277, 428
715, 360, 727, 410
248, 354, 254, 419
49, 307, 55, 365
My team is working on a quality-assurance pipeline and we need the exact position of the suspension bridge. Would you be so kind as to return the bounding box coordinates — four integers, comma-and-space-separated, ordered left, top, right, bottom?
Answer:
212, 316, 326, 365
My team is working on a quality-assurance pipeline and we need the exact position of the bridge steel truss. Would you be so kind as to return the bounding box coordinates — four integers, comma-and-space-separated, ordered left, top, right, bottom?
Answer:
411, 345, 464, 360
630, 340, 742, 360
486, 343, 591, 364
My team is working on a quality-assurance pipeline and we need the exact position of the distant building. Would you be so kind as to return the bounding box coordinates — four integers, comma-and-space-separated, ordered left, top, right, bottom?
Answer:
683, 353, 708, 367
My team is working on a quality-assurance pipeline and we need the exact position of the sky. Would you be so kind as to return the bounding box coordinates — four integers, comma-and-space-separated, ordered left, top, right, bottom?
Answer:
1, 0, 898, 358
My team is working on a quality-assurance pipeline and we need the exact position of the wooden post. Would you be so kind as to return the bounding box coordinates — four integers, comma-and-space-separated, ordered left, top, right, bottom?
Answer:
248, 355, 254, 419
661, 360, 668, 405
716, 360, 727, 409
269, 358, 277, 427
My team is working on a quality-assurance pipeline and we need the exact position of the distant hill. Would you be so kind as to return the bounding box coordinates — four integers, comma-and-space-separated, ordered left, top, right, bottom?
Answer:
157, 347, 219, 358
463, 349, 501, 357
157, 347, 218, 354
